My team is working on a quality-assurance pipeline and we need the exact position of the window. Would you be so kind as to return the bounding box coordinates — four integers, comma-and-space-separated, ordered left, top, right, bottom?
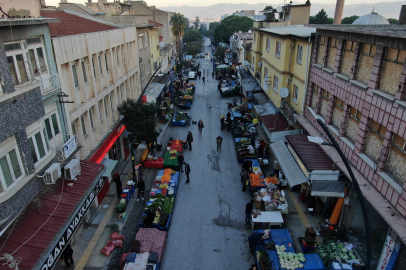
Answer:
44, 113, 60, 140
98, 55, 103, 75
28, 131, 47, 164
273, 75, 279, 92
379, 48, 406, 96
356, 44, 377, 85
254, 33, 256, 43
364, 119, 385, 162
327, 38, 338, 69
98, 101, 103, 122
293, 85, 299, 101
320, 89, 330, 118
140, 65, 145, 79
154, 61, 158, 71
317, 36, 327, 65
92, 57, 97, 79
145, 34, 149, 46
81, 61, 87, 83
151, 35, 154, 47
340, 41, 357, 76
332, 97, 345, 130
0, 149, 23, 192
275, 41, 281, 57
116, 48, 120, 66
146, 61, 151, 75
385, 133, 406, 186
155, 34, 158, 45
297, 45, 303, 64
345, 106, 362, 144
266, 37, 270, 52
7, 54, 29, 85
104, 98, 108, 117
89, 108, 94, 129
72, 63, 79, 88
263, 67, 268, 90
138, 36, 144, 49
71, 122, 76, 136
80, 115, 87, 136
110, 94, 113, 112
105, 53, 109, 72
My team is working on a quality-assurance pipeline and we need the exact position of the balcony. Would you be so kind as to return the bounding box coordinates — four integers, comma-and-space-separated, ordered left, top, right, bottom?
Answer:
40, 74, 60, 95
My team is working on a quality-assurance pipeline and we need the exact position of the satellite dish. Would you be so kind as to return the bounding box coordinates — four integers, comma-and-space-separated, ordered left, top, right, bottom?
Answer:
258, 14, 266, 21
276, 6, 283, 13
160, 42, 165, 48
248, 30, 252, 33
279, 87, 289, 98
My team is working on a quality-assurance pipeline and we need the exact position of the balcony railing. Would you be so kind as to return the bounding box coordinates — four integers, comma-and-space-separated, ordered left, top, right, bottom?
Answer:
40, 74, 60, 95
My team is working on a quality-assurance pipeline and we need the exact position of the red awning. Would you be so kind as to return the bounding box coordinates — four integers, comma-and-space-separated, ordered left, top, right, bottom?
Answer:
0, 161, 105, 270
89, 123, 126, 163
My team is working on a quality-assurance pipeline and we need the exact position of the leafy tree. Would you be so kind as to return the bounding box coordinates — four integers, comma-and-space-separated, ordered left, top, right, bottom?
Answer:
209, 22, 220, 31
118, 99, 160, 148
341, 15, 359, 24
194, 16, 200, 29
171, 13, 187, 58
183, 29, 203, 43
264, 5, 274, 10
388, 18, 399, 24
213, 15, 254, 44
214, 46, 226, 59
309, 9, 333, 24
200, 24, 207, 32
184, 40, 203, 56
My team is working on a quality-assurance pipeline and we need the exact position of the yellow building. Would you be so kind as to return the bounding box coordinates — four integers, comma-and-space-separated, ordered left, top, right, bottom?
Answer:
148, 20, 163, 73
258, 26, 315, 116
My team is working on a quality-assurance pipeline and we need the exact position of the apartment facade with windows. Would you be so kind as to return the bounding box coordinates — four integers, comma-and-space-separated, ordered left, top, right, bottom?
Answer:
0, 18, 68, 230
297, 25, 406, 266
41, 10, 140, 161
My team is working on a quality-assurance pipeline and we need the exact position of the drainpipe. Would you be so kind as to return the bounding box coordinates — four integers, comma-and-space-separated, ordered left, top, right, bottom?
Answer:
302, 37, 311, 116
287, 43, 294, 96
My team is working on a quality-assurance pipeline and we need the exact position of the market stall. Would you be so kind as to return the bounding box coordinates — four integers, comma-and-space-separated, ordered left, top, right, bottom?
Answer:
234, 137, 256, 163
163, 150, 179, 170
246, 159, 267, 192
134, 228, 167, 268
172, 112, 191, 126
143, 157, 164, 169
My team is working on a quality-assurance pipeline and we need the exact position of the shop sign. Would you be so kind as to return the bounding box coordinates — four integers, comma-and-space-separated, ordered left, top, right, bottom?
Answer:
39, 177, 105, 270
377, 234, 395, 270
61, 136, 77, 159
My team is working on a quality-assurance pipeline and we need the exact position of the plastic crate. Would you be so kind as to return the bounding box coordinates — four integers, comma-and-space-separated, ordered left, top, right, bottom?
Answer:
126, 253, 137, 263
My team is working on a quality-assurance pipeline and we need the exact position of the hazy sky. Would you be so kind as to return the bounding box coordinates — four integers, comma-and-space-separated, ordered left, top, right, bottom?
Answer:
46, 0, 400, 8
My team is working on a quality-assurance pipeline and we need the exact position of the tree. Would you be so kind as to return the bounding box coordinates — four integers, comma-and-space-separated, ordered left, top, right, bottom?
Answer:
264, 5, 273, 10
194, 16, 200, 29
209, 22, 220, 31
118, 99, 160, 148
184, 40, 203, 56
309, 9, 333, 24
171, 13, 187, 59
213, 15, 254, 45
183, 29, 202, 43
214, 46, 226, 59
341, 15, 359, 24
388, 18, 399, 24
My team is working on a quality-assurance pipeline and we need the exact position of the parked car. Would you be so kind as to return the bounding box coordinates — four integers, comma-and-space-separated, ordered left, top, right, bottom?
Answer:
188, 71, 196, 80
205, 52, 209, 55
200, 52, 205, 58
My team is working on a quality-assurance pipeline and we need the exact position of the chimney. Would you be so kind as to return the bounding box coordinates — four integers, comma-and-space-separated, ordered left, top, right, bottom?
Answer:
400, 5, 406, 25
333, 0, 345, 24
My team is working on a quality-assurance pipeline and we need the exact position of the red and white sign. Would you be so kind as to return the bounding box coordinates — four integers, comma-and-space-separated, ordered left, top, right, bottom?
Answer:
377, 235, 395, 270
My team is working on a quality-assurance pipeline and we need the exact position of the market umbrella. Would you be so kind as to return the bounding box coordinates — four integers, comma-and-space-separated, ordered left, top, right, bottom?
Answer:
216, 64, 229, 69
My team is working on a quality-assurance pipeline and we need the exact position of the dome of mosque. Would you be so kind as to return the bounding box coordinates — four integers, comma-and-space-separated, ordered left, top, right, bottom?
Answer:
352, 11, 389, 25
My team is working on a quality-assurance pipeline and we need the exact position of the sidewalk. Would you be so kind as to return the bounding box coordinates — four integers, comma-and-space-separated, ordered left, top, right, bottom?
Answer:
54, 119, 171, 270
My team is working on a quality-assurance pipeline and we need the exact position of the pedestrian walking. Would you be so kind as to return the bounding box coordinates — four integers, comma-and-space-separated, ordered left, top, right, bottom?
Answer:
212, 71, 214, 79
61, 243, 74, 268
220, 115, 225, 130
137, 178, 145, 201
216, 136, 223, 151
113, 173, 122, 199
245, 199, 254, 226
178, 153, 184, 172
184, 162, 191, 183
226, 111, 231, 121
198, 119, 204, 133
202, 76, 205, 85
226, 119, 231, 132
219, 88, 223, 98
187, 131, 193, 151
217, 82, 221, 92
241, 170, 249, 192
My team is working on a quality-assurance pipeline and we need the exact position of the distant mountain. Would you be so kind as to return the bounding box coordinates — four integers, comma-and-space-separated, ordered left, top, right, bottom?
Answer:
161, 1, 403, 21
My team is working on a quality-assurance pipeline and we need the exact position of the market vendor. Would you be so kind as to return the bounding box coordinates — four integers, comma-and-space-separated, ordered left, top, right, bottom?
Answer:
242, 160, 253, 173
248, 231, 264, 254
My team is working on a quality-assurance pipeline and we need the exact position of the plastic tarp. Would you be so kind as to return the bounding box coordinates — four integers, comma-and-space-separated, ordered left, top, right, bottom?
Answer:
270, 140, 308, 188
302, 254, 325, 270
135, 228, 167, 262
311, 181, 346, 198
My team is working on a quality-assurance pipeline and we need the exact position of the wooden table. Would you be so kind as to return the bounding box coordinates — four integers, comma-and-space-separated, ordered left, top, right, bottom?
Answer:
251, 211, 284, 230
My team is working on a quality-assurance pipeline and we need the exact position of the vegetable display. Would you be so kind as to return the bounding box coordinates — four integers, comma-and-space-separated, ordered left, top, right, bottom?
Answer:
276, 245, 305, 269
314, 241, 356, 268
256, 250, 273, 270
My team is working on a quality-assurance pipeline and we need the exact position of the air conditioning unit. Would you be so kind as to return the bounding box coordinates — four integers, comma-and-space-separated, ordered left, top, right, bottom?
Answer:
65, 159, 81, 180
44, 163, 61, 184
258, 62, 262, 68
273, 160, 281, 170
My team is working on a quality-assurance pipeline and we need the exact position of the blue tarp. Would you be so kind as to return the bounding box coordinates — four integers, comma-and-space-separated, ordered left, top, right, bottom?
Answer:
234, 137, 249, 142
230, 110, 242, 120
302, 254, 325, 270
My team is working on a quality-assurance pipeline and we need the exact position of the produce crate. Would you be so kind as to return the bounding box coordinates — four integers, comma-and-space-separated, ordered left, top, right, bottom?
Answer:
157, 213, 172, 231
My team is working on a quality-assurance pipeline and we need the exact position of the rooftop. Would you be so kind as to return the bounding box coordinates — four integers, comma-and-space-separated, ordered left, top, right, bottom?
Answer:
353, 11, 389, 25
233, 31, 253, 40
149, 20, 164, 28
40, 10, 119, 38
260, 25, 316, 39
311, 24, 406, 39
261, 114, 291, 132
0, 18, 59, 27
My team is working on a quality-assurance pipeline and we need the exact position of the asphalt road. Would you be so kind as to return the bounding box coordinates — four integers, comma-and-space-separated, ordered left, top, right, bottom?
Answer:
160, 37, 254, 269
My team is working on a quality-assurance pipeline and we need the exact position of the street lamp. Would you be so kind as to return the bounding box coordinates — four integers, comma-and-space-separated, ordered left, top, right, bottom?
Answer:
308, 118, 371, 270
130, 65, 162, 189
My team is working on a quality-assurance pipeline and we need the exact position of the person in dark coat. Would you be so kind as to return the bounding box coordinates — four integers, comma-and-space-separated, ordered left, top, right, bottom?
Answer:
178, 153, 184, 172
114, 173, 122, 199
202, 76, 205, 85
184, 162, 191, 183
220, 115, 225, 131
187, 131, 193, 151
258, 139, 265, 158
241, 170, 249, 192
248, 232, 264, 253
225, 119, 231, 132
242, 160, 253, 173
245, 199, 254, 226
198, 119, 204, 133
62, 243, 74, 268
226, 111, 231, 121
250, 132, 256, 148
137, 178, 145, 201
216, 136, 223, 151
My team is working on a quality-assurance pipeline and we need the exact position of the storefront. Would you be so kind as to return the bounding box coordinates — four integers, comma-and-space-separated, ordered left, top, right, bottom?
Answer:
0, 161, 106, 270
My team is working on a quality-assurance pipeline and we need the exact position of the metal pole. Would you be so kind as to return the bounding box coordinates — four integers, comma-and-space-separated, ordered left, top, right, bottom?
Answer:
130, 65, 162, 188
316, 118, 371, 270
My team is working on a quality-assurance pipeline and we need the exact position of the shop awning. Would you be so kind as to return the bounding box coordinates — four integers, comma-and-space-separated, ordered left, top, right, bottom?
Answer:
101, 158, 118, 177
270, 140, 308, 188
311, 181, 346, 197
89, 122, 125, 163
0, 161, 105, 270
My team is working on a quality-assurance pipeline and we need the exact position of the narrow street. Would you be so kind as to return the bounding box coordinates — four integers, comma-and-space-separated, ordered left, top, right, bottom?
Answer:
160, 37, 253, 269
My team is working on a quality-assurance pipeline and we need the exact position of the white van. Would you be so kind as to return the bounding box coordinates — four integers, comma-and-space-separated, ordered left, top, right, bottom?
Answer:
188, 71, 196, 80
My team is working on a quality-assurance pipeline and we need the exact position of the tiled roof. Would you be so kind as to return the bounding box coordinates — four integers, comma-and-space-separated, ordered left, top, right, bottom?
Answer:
285, 134, 338, 171
148, 20, 164, 28
0, 161, 105, 269
159, 36, 163, 42
40, 10, 118, 38
261, 114, 291, 132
